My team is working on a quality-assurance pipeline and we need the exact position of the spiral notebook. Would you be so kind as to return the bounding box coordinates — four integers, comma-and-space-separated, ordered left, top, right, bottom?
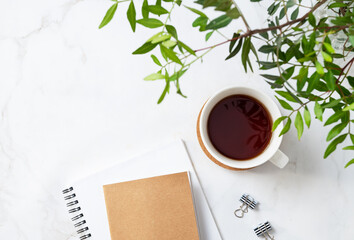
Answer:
62, 140, 222, 240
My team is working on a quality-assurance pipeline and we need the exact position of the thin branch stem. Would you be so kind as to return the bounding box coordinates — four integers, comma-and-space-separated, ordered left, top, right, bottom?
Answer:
335, 59, 353, 104
323, 57, 354, 101
162, 1, 176, 31
232, 0, 250, 31
343, 37, 349, 55
297, 3, 312, 9
186, 47, 214, 67
216, 30, 229, 40
288, 92, 327, 117
335, 57, 354, 85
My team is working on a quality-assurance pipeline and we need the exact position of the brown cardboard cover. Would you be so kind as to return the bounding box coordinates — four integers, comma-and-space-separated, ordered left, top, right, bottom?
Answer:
103, 172, 200, 240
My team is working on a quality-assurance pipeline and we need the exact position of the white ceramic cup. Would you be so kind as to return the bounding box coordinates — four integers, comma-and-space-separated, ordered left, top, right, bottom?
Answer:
199, 86, 289, 169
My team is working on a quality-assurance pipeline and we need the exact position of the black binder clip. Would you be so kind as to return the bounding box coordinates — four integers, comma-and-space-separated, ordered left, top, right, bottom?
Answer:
234, 194, 258, 218
254, 221, 275, 240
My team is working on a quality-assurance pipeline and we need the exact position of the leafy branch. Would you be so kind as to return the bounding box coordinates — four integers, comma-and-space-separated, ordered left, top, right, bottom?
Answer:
97, 0, 354, 168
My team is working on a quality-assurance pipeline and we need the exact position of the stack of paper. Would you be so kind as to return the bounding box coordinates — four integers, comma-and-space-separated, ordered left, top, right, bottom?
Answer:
62, 140, 221, 240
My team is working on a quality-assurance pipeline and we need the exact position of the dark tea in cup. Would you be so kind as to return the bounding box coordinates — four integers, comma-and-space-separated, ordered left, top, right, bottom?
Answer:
207, 95, 272, 160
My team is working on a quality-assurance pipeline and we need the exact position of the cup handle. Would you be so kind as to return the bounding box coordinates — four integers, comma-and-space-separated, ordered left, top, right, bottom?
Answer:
269, 150, 289, 168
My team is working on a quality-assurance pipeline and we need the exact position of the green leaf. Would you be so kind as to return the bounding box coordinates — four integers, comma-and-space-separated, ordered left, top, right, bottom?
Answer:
285, 44, 300, 61
308, 12, 316, 27
314, 101, 323, 121
294, 67, 308, 91
184, 6, 207, 17
323, 42, 335, 54
158, 80, 170, 104
169, 69, 187, 81
226, 8, 240, 19
322, 99, 341, 108
275, 91, 297, 102
315, 61, 324, 75
215, 0, 232, 11
279, 118, 292, 136
324, 134, 347, 158
321, 51, 332, 62
146, 31, 163, 42
205, 15, 232, 30
293, 66, 308, 81
178, 41, 196, 56
279, 7, 286, 20
349, 35, 354, 48
246, 57, 254, 72
151, 54, 162, 66
127, 1, 136, 32
327, 123, 347, 141
142, 0, 149, 18
259, 31, 269, 40
166, 25, 178, 39
151, 34, 171, 44
160, 45, 182, 65
304, 107, 311, 128
268, 2, 280, 15
229, 33, 239, 52
162, 40, 177, 48
225, 37, 243, 60
136, 18, 164, 28
324, 111, 346, 126
292, 27, 303, 31
261, 74, 279, 81
205, 31, 213, 41
259, 61, 279, 70
286, 0, 296, 8
258, 45, 276, 53
145, 5, 168, 15
99, 3, 118, 29
332, 53, 344, 59
345, 159, 354, 168
160, 44, 168, 61
275, 96, 293, 110
325, 62, 341, 76
295, 111, 304, 140
343, 103, 354, 111
266, 81, 282, 89
306, 72, 320, 93
343, 146, 354, 150
272, 116, 287, 131
241, 37, 251, 72
348, 76, 354, 88
291, 7, 299, 20
192, 16, 208, 31
301, 35, 309, 53
144, 73, 165, 80
329, 2, 348, 8
324, 70, 336, 90
132, 42, 157, 54
250, 41, 259, 63
282, 66, 295, 80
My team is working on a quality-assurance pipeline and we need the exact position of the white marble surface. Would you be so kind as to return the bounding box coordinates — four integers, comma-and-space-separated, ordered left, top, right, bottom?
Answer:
0, 0, 353, 239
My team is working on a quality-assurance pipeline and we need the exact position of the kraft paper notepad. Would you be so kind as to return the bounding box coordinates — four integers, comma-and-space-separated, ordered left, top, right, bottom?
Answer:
103, 172, 200, 240
61, 140, 222, 240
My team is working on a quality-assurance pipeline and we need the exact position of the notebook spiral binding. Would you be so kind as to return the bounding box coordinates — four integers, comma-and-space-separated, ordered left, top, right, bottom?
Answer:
63, 187, 92, 240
